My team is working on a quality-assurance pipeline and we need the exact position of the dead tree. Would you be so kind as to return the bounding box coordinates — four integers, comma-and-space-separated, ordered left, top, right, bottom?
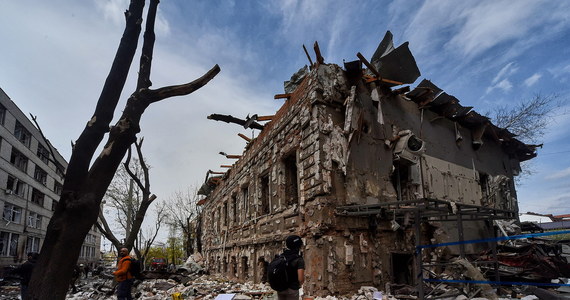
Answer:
96, 138, 158, 254
138, 204, 168, 267
166, 188, 202, 257
28, 1, 220, 299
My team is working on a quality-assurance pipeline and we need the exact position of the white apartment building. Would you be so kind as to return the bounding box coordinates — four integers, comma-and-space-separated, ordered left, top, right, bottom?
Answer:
0, 88, 101, 267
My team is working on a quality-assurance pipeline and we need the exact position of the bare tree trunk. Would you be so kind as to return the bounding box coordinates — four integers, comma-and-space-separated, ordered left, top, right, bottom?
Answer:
27, 1, 219, 298
96, 139, 159, 253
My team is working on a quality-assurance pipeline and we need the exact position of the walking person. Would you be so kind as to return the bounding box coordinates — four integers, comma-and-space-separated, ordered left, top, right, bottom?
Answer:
12, 252, 38, 300
113, 247, 134, 300
277, 235, 305, 300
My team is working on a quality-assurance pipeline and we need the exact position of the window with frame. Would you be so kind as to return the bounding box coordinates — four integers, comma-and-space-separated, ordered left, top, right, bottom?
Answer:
55, 162, 65, 178
34, 166, 47, 185
2, 204, 22, 223
0, 231, 19, 256
51, 200, 58, 211
0, 103, 6, 125
84, 233, 96, 244
54, 181, 63, 196
31, 188, 45, 207
14, 121, 31, 148
6, 176, 26, 197
10, 148, 28, 172
26, 236, 41, 253
27, 212, 42, 229
37, 143, 50, 164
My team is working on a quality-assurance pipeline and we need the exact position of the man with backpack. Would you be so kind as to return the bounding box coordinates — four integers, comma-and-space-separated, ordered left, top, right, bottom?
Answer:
113, 247, 134, 300
12, 252, 38, 299
268, 235, 305, 300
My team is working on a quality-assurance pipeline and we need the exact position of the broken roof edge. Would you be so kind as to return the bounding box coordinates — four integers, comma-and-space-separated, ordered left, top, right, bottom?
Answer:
198, 68, 315, 205
406, 79, 537, 162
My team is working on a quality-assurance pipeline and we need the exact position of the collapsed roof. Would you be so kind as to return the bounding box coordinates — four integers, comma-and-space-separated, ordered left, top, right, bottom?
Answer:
200, 31, 537, 196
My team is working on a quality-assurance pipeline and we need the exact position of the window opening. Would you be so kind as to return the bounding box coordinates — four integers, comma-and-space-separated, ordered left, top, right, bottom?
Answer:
27, 212, 42, 229
31, 188, 45, 207
0, 103, 6, 125
26, 236, 41, 253
3, 204, 22, 223
222, 201, 228, 227
241, 256, 249, 280
232, 194, 238, 225
242, 185, 249, 220
34, 166, 47, 185
260, 174, 270, 215
14, 121, 31, 148
0, 231, 20, 256
283, 153, 298, 206
37, 144, 50, 164
10, 148, 28, 172
391, 253, 413, 285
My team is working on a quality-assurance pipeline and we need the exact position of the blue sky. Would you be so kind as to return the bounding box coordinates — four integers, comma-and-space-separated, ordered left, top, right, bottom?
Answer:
1, 0, 569, 227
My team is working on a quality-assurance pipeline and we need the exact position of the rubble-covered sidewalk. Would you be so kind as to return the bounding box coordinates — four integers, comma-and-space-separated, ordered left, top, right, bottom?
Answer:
0, 272, 562, 300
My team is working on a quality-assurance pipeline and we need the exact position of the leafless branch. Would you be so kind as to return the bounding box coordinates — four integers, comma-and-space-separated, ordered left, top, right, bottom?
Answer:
491, 94, 562, 143
146, 64, 221, 103
29, 114, 66, 177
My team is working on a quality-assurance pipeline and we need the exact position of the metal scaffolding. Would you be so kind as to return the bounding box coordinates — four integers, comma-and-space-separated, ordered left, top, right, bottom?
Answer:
336, 198, 517, 299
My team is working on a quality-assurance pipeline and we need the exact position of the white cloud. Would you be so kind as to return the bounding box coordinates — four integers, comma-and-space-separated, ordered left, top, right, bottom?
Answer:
446, 0, 543, 57
524, 73, 542, 87
546, 167, 570, 180
548, 63, 570, 81
482, 62, 518, 95
96, 0, 129, 25
496, 79, 513, 92
492, 62, 518, 84
400, 0, 570, 67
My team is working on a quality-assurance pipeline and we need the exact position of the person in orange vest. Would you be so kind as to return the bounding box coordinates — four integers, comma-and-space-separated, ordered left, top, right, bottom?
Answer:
113, 247, 134, 300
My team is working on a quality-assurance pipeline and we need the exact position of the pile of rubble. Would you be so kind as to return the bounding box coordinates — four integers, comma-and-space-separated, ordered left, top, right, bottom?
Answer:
2, 238, 570, 300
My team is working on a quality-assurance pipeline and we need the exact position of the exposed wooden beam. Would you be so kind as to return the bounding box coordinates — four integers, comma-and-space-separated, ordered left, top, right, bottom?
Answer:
238, 133, 251, 142
274, 93, 292, 99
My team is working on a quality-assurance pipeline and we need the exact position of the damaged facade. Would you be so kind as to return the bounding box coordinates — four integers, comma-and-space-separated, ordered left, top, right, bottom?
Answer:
198, 33, 536, 296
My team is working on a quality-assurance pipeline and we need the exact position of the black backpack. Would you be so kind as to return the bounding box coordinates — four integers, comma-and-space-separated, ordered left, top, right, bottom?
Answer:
267, 254, 291, 292
128, 258, 143, 280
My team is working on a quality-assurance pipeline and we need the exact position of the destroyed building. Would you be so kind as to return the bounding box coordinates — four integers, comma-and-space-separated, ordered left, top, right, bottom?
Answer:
197, 33, 537, 297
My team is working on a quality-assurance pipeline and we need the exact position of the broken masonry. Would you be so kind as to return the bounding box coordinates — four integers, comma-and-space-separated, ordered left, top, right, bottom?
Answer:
197, 32, 538, 297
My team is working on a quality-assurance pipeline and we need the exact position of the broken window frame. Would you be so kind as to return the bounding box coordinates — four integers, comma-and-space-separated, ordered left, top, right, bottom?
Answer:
2, 203, 22, 223
37, 143, 50, 165
14, 121, 31, 148
0, 231, 19, 256
7, 175, 26, 198
27, 211, 42, 229
34, 165, 48, 185
10, 147, 28, 172
25, 236, 41, 253
53, 181, 63, 196
31, 188, 45, 207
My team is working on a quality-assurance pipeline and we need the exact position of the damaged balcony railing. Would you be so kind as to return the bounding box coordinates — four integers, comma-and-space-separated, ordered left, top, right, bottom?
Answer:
335, 198, 517, 221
